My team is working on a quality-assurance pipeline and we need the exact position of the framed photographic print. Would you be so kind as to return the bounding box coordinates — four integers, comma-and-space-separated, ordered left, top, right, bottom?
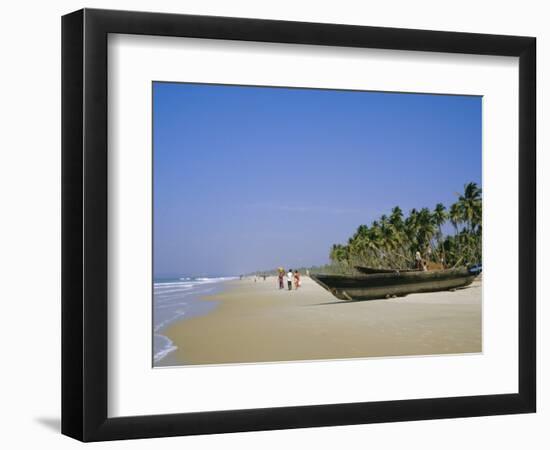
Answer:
61, 8, 536, 441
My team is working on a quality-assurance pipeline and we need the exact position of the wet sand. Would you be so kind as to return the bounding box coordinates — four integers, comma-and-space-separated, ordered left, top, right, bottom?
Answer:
162, 276, 481, 366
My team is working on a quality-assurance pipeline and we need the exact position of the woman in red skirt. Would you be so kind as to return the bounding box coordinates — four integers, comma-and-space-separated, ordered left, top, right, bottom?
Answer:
294, 270, 301, 289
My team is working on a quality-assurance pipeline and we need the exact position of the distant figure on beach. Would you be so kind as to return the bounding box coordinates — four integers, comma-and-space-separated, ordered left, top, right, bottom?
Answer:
240, 275, 243, 280
294, 270, 301, 289
278, 269, 285, 289
306, 269, 310, 277
263, 274, 266, 281
287, 269, 293, 290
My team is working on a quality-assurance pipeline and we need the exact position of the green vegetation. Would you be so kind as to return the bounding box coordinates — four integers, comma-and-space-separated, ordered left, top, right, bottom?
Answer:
328, 182, 482, 272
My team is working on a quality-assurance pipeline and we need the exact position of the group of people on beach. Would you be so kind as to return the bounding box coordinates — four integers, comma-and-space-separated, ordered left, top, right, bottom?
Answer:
278, 268, 301, 291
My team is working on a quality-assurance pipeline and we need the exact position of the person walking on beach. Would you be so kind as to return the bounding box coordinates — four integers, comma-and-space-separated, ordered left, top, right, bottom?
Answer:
294, 270, 301, 289
287, 269, 293, 290
278, 269, 285, 289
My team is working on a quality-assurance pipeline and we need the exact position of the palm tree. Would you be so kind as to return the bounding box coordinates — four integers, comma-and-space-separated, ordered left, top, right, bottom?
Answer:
416, 207, 436, 259
350, 225, 370, 265
457, 182, 482, 233
449, 202, 461, 235
433, 203, 447, 237
432, 203, 447, 264
404, 208, 419, 251
387, 206, 410, 267
389, 206, 404, 229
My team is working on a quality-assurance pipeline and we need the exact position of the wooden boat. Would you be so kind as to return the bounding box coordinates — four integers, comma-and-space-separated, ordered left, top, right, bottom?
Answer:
311, 268, 477, 301
355, 266, 419, 275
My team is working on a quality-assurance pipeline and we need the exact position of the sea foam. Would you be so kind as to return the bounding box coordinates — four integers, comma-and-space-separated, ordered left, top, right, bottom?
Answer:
153, 276, 236, 364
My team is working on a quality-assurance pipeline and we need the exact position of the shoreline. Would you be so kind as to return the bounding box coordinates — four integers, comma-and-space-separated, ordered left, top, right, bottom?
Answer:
156, 279, 245, 366
160, 275, 482, 366
153, 278, 235, 365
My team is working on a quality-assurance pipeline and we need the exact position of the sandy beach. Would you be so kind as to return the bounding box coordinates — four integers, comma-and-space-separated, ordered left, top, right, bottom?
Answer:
160, 275, 481, 366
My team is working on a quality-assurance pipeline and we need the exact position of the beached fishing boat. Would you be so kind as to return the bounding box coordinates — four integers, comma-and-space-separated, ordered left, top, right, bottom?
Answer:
311, 268, 477, 301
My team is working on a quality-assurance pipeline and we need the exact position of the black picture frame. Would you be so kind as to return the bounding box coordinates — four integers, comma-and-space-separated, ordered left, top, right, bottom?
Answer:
62, 8, 536, 442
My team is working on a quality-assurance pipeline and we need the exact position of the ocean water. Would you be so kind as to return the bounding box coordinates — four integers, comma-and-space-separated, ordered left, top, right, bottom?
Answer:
153, 276, 236, 364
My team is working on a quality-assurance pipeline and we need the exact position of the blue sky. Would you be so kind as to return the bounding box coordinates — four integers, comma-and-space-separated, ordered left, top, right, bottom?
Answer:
153, 82, 481, 278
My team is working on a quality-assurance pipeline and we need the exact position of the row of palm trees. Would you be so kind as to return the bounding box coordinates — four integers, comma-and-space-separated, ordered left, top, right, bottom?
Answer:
329, 182, 482, 272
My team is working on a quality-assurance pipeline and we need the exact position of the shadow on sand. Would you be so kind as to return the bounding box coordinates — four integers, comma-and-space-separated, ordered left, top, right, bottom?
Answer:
306, 298, 389, 306
306, 284, 474, 306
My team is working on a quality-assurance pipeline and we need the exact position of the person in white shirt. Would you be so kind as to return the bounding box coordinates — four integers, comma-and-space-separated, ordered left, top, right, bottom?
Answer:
415, 251, 422, 270
287, 269, 293, 290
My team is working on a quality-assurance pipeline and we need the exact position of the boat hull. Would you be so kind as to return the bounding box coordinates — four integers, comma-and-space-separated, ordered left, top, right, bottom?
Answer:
311, 268, 476, 301
355, 266, 419, 274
